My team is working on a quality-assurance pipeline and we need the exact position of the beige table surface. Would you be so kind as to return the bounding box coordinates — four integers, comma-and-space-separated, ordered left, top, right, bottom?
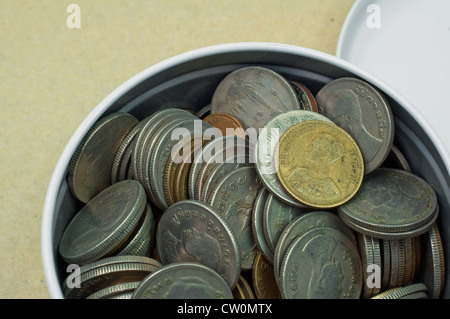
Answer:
0, 0, 355, 298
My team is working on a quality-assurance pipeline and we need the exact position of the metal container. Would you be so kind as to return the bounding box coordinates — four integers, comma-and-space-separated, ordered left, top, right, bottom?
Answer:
41, 42, 450, 299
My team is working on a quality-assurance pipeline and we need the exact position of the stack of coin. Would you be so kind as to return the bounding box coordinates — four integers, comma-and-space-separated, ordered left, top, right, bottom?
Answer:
371, 282, 429, 299
64, 255, 162, 299
60, 65, 445, 299
59, 179, 154, 265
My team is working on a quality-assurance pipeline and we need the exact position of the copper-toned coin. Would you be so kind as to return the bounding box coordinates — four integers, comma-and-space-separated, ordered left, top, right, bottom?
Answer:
233, 275, 255, 299
252, 252, 281, 299
290, 81, 319, 113
203, 112, 246, 138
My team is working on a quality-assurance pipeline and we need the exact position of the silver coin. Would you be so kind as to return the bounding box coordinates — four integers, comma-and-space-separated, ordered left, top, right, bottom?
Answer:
149, 118, 211, 210
262, 192, 310, 253
316, 77, 394, 174
371, 282, 428, 299
382, 144, 412, 172
254, 110, 332, 208
195, 104, 212, 118
273, 210, 356, 284
251, 187, 274, 263
356, 233, 381, 298
337, 168, 438, 238
200, 155, 252, 202
207, 166, 263, 270
132, 262, 233, 299
417, 223, 445, 299
279, 226, 362, 299
156, 200, 241, 288
86, 281, 141, 299
211, 66, 300, 131
68, 112, 139, 203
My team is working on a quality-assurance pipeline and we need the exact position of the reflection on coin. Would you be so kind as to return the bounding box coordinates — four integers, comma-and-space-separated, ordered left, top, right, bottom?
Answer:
132, 262, 233, 299
252, 252, 281, 299
316, 77, 394, 174
59, 180, 147, 265
417, 223, 445, 299
279, 227, 362, 299
276, 120, 364, 208
211, 66, 300, 131
208, 166, 263, 270
203, 112, 246, 138
156, 200, 241, 288
68, 112, 139, 203
255, 110, 332, 208
337, 168, 438, 239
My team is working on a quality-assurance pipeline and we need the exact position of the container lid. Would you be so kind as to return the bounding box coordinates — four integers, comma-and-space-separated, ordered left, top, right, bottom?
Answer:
337, 0, 450, 159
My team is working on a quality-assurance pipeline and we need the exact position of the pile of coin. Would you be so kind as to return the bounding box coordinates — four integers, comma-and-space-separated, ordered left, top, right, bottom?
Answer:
59, 65, 444, 299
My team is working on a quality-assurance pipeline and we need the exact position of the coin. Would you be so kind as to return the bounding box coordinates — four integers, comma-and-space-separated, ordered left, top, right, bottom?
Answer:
417, 223, 445, 299
251, 187, 274, 263
262, 193, 310, 252
276, 120, 364, 208
279, 226, 363, 299
68, 112, 139, 203
203, 112, 246, 138
59, 179, 147, 265
371, 283, 428, 299
252, 252, 281, 299
207, 166, 263, 270
316, 77, 394, 174
63, 255, 161, 299
156, 200, 241, 288
382, 144, 412, 172
290, 81, 318, 112
233, 275, 255, 299
337, 168, 438, 239
86, 281, 141, 299
273, 210, 356, 284
211, 66, 300, 131
255, 110, 333, 208
132, 262, 234, 299
356, 233, 381, 298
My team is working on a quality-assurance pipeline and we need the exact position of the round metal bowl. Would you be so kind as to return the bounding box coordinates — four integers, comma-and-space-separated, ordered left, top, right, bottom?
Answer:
41, 42, 450, 299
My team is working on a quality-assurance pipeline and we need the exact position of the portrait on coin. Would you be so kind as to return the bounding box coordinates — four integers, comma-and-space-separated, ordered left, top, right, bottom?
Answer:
287, 133, 344, 199
162, 228, 221, 271
328, 89, 382, 162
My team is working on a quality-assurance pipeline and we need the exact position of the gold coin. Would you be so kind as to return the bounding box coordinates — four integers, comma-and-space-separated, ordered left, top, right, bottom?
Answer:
252, 252, 281, 299
203, 112, 246, 138
276, 120, 364, 208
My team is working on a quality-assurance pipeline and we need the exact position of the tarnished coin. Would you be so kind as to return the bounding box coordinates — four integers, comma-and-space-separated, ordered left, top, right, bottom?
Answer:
255, 110, 333, 208
156, 200, 241, 288
417, 223, 445, 299
132, 262, 234, 299
208, 166, 263, 270
252, 252, 281, 299
316, 77, 394, 174
356, 233, 381, 298
59, 179, 147, 265
233, 275, 255, 299
276, 120, 364, 208
211, 66, 300, 131
290, 81, 319, 112
262, 193, 310, 252
337, 168, 438, 239
68, 112, 139, 203
273, 210, 356, 284
279, 227, 363, 299
63, 255, 161, 299
203, 112, 246, 138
